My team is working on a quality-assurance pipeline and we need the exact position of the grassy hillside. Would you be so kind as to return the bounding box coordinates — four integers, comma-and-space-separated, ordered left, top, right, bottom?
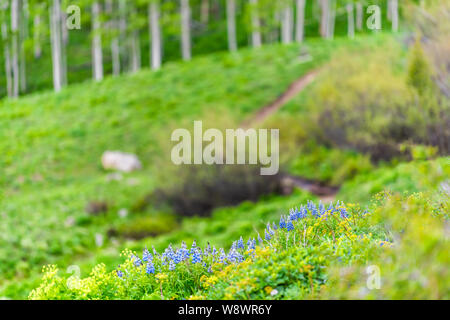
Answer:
2, 36, 386, 297
1, 29, 448, 300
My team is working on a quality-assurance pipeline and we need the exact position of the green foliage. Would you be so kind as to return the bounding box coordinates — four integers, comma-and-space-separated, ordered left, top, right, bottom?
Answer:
321, 192, 450, 299
115, 213, 178, 240
297, 41, 450, 161
0, 42, 325, 284
338, 157, 449, 204
304, 46, 420, 161
30, 190, 449, 300
407, 38, 434, 96
289, 141, 373, 186
29, 200, 386, 300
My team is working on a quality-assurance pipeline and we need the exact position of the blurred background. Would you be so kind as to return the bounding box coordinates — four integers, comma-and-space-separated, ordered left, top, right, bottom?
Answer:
0, 0, 448, 299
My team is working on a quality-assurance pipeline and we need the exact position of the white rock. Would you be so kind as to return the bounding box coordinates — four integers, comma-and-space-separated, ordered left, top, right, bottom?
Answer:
65, 216, 75, 227
95, 233, 104, 247
101, 151, 142, 173
118, 208, 128, 218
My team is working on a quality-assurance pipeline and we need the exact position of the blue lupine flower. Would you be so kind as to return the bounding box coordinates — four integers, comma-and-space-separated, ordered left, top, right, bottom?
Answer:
267, 223, 275, 236
287, 220, 294, 232
192, 248, 202, 264
247, 238, 256, 250
319, 201, 325, 215
169, 260, 176, 271
190, 240, 197, 255
257, 234, 263, 244
205, 242, 212, 255
218, 248, 227, 264
340, 208, 348, 219
143, 247, 152, 262
132, 255, 142, 267
180, 242, 190, 260
173, 250, 182, 264
166, 244, 175, 260
212, 246, 217, 257
264, 229, 271, 241
208, 266, 212, 273
272, 222, 278, 230
289, 208, 299, 221
299, 206, 308, 219
237, 237, 245, 250
279, 216, 286, 229
227, 248, 243, 263
117, 270, 123, 278
327, 203, 335, 213
152, 245, 158, 256
146, 262, 155, 274
308, 201, 319, 218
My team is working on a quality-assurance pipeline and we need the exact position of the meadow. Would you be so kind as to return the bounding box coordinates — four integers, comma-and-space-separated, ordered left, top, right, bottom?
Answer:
0, 0, 448, 300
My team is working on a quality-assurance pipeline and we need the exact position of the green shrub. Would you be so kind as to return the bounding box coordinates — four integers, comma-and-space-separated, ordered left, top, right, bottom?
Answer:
113, 214, 178, 240
152, 164, 282, 217
289, 141, 373, 186
338, 157, 449, 203
407, 39, 434, 96
29, 200, 386, 300
321, 192, 450, 299
304, 46, 448, 161
308, 48, 424, 160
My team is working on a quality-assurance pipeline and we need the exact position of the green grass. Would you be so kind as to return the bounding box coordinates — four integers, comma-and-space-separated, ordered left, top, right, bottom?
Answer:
337, 157, 450, 203
1, 36, 370, 297
27, 189, 449, 300
2, 32, 441, 300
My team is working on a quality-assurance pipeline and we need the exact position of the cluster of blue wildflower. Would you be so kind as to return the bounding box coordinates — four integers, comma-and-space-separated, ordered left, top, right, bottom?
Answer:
117, 201, 354, 278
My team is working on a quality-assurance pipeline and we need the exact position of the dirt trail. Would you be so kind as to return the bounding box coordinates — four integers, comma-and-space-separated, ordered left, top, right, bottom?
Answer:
243, 69, 338, 202
243, 70, 320, 128
280, 174, 339, 203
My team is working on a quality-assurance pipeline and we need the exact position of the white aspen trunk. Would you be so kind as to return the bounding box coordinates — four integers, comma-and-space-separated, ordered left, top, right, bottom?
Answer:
387, 0, 392, 21
61, 8, 68, 86
326, 0, 336, 39
106, 0, 120, 75
200, 0, 209, 24
130, 29, 141, 72
356, 2, 363, 31
319, 0, 329, 38
149, 1, 162, 70
181, 0, 191, 61
20, 0, 28, 93
1, 20, 13, 97
295, 0, 305, 43
129, 5, 140, 72
391, 0, 398, 32
50, 0, 63, 92
111, 37, 120, 75
11, 0, 19, 97
226, 0, 237, 52
92, 1, 103, 81
281, 2, 294, 44
346, 3, 355, 39
33, 14, 41, 58
249, 0, 261, 48
119, 0, 127, 72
